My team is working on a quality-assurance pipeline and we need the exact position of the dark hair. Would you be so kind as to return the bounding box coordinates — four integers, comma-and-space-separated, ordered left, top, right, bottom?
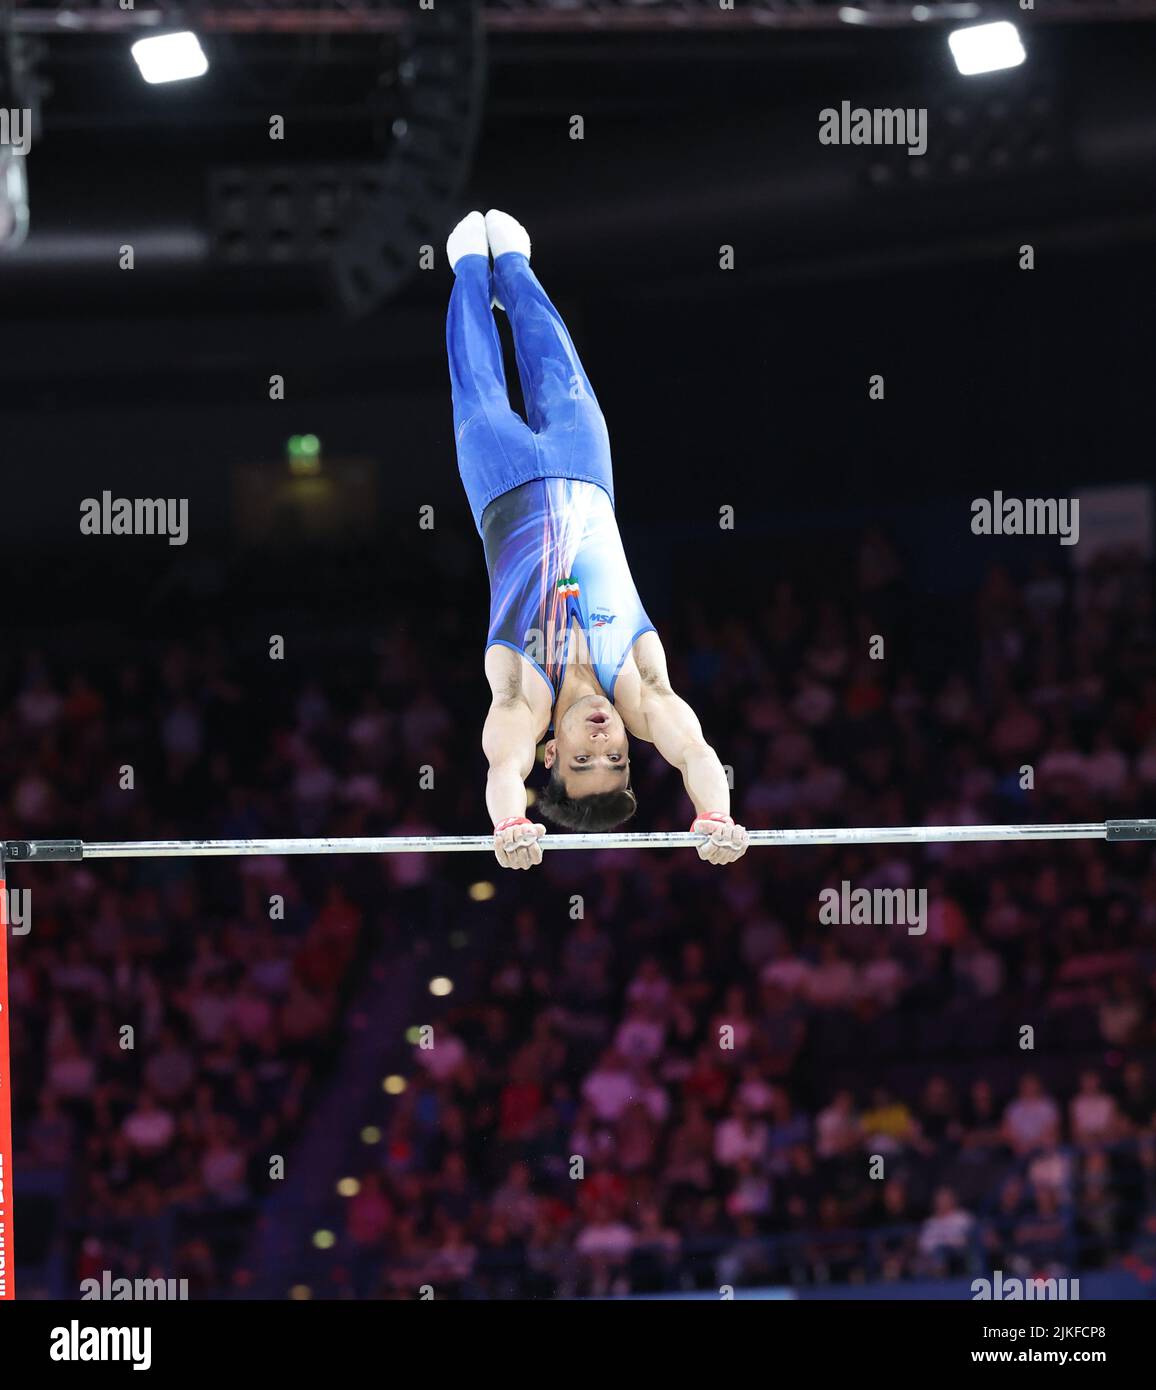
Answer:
536, 770, 638, 831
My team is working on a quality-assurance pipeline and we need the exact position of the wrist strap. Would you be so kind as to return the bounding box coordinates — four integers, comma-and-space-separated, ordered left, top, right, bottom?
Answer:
494, 816, 532, 834
690, 811, 733, 832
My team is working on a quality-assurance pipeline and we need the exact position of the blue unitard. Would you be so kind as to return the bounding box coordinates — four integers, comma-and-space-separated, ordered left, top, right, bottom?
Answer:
447, 251, 655, 703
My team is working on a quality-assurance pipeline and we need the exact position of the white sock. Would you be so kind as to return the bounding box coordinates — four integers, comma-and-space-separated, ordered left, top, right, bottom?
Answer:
446, 210, 487, 271
485, 209, 531, 262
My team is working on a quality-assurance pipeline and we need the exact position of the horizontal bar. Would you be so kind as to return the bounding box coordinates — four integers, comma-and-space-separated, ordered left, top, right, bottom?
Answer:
4, 821, 1153, 861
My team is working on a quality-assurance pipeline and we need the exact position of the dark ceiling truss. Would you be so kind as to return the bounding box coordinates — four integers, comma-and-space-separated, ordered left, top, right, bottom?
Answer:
7, 0, 1156, 35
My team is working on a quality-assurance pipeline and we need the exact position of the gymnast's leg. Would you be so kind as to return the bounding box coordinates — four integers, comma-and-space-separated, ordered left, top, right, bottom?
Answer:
486, 212, 610, 477
446, 213, 512, 440
445, 211, 537, 529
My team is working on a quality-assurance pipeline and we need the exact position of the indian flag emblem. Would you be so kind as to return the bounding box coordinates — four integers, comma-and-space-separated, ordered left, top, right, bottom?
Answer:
556, 575, 580, 598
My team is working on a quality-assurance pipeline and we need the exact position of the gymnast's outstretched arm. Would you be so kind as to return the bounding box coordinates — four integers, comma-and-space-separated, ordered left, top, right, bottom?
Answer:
482, 696, 547, 870
630, 635, 749, 865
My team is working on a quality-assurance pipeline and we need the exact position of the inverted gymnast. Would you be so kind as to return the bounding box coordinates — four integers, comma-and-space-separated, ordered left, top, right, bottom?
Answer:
446, 210, 749, 871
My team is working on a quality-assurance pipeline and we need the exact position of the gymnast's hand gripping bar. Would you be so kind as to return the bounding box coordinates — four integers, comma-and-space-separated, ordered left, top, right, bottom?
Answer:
3, 820, 1156, 860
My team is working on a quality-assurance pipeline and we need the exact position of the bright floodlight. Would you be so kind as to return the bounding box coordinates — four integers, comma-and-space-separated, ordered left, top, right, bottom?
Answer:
131, 32, 209, 85
948, 22, 1026, 76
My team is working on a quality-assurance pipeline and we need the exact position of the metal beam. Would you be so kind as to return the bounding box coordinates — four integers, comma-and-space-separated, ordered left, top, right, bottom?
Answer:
10, 1, 1156, 34
4, 821, 1155, 860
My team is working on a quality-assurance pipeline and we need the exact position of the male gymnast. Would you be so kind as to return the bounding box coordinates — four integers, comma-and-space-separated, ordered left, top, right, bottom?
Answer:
447, 210, 749, 872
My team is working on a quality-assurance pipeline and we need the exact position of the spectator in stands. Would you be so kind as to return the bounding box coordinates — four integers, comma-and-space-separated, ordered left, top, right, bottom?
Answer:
714, 1099, 769, 1170
917, 1187, 975, 1276
1002, 1075, 1062, 1157
1070, 1070, 1123, 1147
816, 1089, 861, 1161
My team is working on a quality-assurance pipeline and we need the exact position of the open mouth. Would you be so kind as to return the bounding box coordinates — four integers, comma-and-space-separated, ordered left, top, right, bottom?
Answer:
586, 711, 609, 726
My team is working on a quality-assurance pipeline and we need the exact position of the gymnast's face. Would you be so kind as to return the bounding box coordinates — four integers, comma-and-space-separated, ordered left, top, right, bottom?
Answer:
545, 693, 630, 796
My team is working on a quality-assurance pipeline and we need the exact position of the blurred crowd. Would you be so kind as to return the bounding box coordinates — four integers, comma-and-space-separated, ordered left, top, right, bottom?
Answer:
6, 533, 1156, 1297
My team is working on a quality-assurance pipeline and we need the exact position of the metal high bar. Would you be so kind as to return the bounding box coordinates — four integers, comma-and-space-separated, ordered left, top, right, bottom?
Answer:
3, 820, 1155, 861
